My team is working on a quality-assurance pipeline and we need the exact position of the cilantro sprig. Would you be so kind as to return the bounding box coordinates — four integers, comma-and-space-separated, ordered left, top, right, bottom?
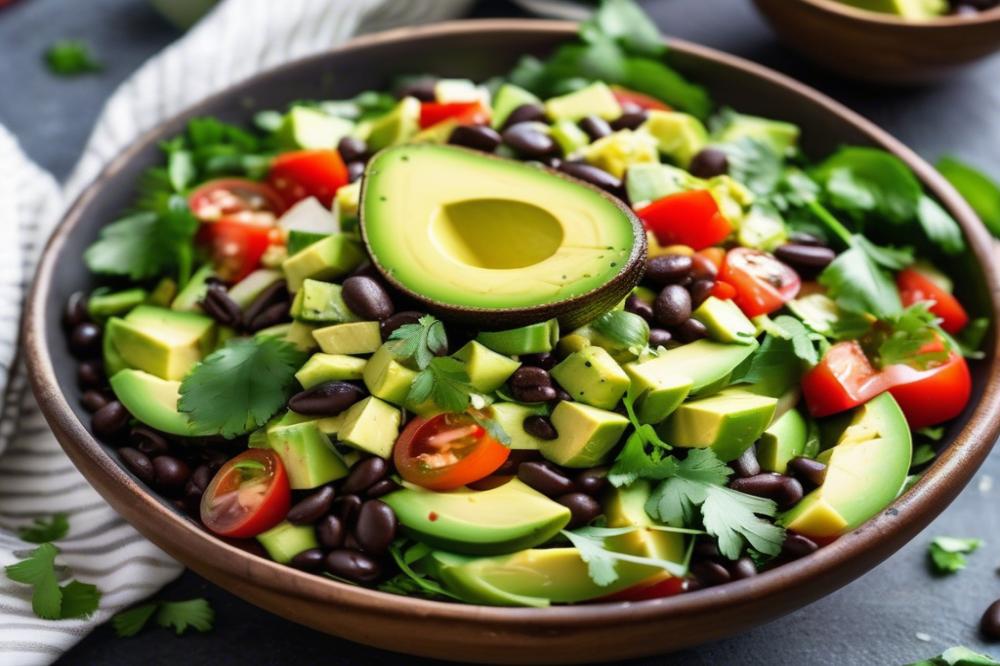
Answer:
45, 40, 102, 76
390, 315, 479, 415
5, 543, 101, 620
18, 513, 69, 544
908, 646, 1000, 666
927, 536, 982, 575
113, 598, 214, 637
607, 382, 672, 487
377, 541, 460, 601
562, 526, 693, 587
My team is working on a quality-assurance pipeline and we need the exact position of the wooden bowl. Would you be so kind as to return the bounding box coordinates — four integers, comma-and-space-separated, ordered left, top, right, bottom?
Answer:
23, 20, 1000, 663
753, 0, 1000, 84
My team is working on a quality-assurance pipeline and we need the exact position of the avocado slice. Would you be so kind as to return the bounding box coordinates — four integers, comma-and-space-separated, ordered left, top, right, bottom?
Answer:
713, 112, 800, 156
490, 402, 549, 450
603, 480, 686, 566
226, 269, 283, 309
276, 106, 354, 150
294, 353, 367, 389
550, 119, 590, 156
109, 369, 214, 437
639, 111, 708, 168
170, 265, 216, 312
103, 318, 130, 377
661, 388, 777, 462
109, 305, 215, 381
382, 478, 570, 556
362, 343, 417, 406
256, 521, 318, 564
333, 396, 401, 459
281, 234, 364, 293
780, 393, 912, 538
361, 145, 645, 330
837, 0, 947, 18
290, 279, 357, 324
550, 345, 630, 410
544, 81, 622, 122
757, 408, 808, 474
582, 129, 659, 179
541, 401, 629, 468
366, 96, 421, 150
476, 320, 559, 356
452, 341, 521, 393
490, 83, 541, 130
691, 296, 756, 345
266, 420, 349, 489
312, 321, 381, 356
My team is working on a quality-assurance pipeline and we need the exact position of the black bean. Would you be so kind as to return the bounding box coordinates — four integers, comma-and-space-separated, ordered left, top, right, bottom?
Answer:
495, 450, 540, 477
200, 284, 242, 327
981, 600, 1000, 640
729, 473, 803, 509
646, 254, 694, 286
557, 492, 602, 529
624, 295, 654, 322
341, 276, 394, 321
325, 549, 381, 584
517, 461, 575, 497
64, 291, 88, 329
731, 447, 761, 478
729, 557, 757, 580
551, 387, 573, 404
288, 486, 336, 525
77, 360, 104, 389
365, 479, 399, 499
691, 560, 731, 587
380, 310, 425, 341
69, 322, 102, 359
782, 533, 819, 559
290, 548, 326, 572
340, 457, 389, 496
787, 457, 827, 489
397, 77, 436, 102
689, 279, 715, 309
289, 382, 365, 416
788, 231, 826, 247
690, 254, 719, 281
184, 465, 212, 498
247, 301, 290, 332
578, 115, 612, 141
574, 467, 609, 496
344, 533, 363, 552
92, 401, 129, 439
688, 147, 729, 179
648, 328, 673, 348
610, 109, 648, 131
774, 243, 836, 273
348, 259, 381, 281
317, 515, 346, 550
654, 285, 692, 328
693, 538, 721, 560
502, 123, 558, 159
448, 124, 502, 152
523, 415, 558, 440
131, 426, 170, 457
152, 455, 190, 491
81, 390, 109, 413
520, 352, 556, 370
242, 280, 288, 329
510, 366, 552, 389
354, 500, 397, 555
558, 162, 622, 195
511, 385, 558, 403
337, 136, 368, 163
674, 318, 708, 343
333, 494, 363, 524
119, 447, 154, 484
346, 161, 365, 183
501, 103, 546, 130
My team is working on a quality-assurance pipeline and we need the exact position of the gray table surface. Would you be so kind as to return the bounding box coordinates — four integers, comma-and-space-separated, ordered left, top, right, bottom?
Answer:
3, 0, 999, 664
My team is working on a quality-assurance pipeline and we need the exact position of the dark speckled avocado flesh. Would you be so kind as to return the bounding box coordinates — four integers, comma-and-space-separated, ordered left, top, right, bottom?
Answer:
360, 145, 646, 330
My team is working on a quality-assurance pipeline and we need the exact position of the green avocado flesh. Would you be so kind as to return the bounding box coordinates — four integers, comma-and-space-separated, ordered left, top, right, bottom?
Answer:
780, 393, 912, 538
361, 145, 637, 310
109, 369, 212, 437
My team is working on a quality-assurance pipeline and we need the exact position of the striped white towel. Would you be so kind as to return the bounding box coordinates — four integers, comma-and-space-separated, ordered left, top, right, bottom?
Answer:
0, 1, 472, 663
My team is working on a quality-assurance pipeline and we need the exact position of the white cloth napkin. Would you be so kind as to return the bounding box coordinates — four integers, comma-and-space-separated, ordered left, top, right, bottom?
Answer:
0, 1, 472, 663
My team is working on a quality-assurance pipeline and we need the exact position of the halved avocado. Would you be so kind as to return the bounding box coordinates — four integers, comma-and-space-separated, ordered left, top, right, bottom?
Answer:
360, 145, 645, 329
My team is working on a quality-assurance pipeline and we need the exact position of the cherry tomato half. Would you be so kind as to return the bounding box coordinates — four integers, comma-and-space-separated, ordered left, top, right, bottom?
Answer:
268, 149, 348, 208
198, 218, 282, 283
597, 574, 687, 602
418, 101, 490, 129
610, 85, 671, 111
897, 266, 969, 334
636, 190, 733, 251
720, 247, 801, 317
188, 178, 286, 224
394, 412, 511, 491
200, 449, 291, 539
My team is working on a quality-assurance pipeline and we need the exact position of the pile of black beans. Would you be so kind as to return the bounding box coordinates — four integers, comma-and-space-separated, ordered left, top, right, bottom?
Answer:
625, 251, 716, 346
515, 459, 608, 529
200, 278, 291, 332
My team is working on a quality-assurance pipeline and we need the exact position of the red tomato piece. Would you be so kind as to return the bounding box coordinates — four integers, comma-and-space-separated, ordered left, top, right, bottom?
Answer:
199, 218, 277, 282
801, 341, 887, 418
710, 280, 737, 300
695, 247, 726, 273
719, 247, 801, 318
200, 449, 291, 539
418, 101, 490, 129
610, 85, 671, 111
636, 190, 733, 251
897, 267, 969, 334
883, 351, 972, 429
268, 149, 348, 208
394, 412, 511, 491
597, 575, 687, 602
188, 178, 286, 223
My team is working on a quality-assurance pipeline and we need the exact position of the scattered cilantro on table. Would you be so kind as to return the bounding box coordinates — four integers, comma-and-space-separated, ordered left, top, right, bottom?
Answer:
44, 40, 101, 76
5, 543, 101, 620
18, 513, 69, 544
908, 646, 1000, 666
178, 336, 307, 438
113, 598, 214, 637
927, 536, 982, 575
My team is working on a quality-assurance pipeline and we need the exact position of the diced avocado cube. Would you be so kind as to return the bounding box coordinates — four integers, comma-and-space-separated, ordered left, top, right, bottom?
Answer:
412, 119, 463, 145
491, 83, 540, 130
544, 81, 622, 122
313, 321, 382, 355
291, 279, 357, 324
476, 319, 559, 356
282, 234, 364, 292
541, 401, 629, 468
713, 112, 800, 156
333, 181, 361, 225
276, 106, 354, 150
582, 129, 659, 179
624, 162, 694, 207
110, 306, 215, 381
256, 321, 318, 353
334, 396, 401, 459
550, 120, 590, 156
170, 264, 216, 312
363, 343, 418, 406
147, 278, 177, 308
366, 96, 421, 150
103, 318, 130, 376
256, 521, 318, 565
550, 346, 630, 410
87, 288, 147, 319
757, 408, 808, 474
490, 403, 549, 450
623, 365, 692, 425
453, 341, 521, 393
295, 353, 367, 388
603, 480, 686, 564
691, 296, 757, 345
226, 269, 283, 309
266, 420, 348, 489
660, 388, 777, 462
556, 332, 591, 358
737, 205, 787, 251
639, 111, 708, 167
277, 196, 337, 235
287, 230, 329, 256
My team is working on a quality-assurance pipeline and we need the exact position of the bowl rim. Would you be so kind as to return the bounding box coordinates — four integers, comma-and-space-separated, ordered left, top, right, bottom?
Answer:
797, 0, 1000, 27
22, 18, 1000, 630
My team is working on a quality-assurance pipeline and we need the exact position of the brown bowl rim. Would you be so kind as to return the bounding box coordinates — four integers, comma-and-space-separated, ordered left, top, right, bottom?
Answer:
799, 0, 1000, 27
22, 18, 1000, 633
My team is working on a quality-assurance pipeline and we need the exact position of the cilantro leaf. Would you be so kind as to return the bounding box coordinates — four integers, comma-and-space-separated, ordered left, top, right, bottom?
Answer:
428, 357, 475, 414
928, 536, 982, 575
389, 315, 447, 370
58, 580, 101, 619
562, 526, 688, 587
472, 410, 511, 447
720, 138, 783, 197
582, 0, 666, 58
907, 646, 1000, 666
937, 156, 1000, 238
45, 40, 101, 76
155, 599, 215, 635
5, 543, 62, 619
812, 147, 923, 224
874, 302, 949, 369
771, 315, 820, 365
818, 243, 903, 318
179, 337, 307, 438
608, 431, 678, 487
917, 195, 965, 255
912, 443, 936, 468
18, 513, 69, 544
379, 541, 460, 601
113, 603, 159, 637
590, 310, 650, 357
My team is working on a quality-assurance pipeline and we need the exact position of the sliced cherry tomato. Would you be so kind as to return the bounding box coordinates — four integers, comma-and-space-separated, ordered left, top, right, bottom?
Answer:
268, 149, 348, 208
720, 247, 801, 317
598, 575, 687, 602
418, 101, 490, 129
198, 218, 279, 282
695, 247, 726, 273
610, 85, 671, 111
710, 280, 737, 301
394, 412, 510, 491
897, 266, 969, 334
200, 449, 291, 539
636, 190, 733, 251
188, 178, 286, 224
801, 341, 888, 418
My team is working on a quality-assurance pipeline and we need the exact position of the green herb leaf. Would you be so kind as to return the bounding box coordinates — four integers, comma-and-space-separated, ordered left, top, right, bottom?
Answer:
58, 580, 101, 619
928, 536, 982, 575
720, 138, 783, 197
427, 357, 475, 414
812, 147, 922, 224
18, 513, 69, 544
378, 541, 460, 601
771, 315, 819, 366
874, 302, 949, 369
45, 40, 101, 76
917, 195, 965, 255
590, 310, 649, 354
937, 156, 1000, 238
818, 243, 903, 318
912, 443, 936, 468
389, 315, 447, 370
179, 337, 307, 438
5, 543, 62, 619
112, 603, 159, 638
582, 0, 666, 58
155, 599, 215, 635
907, 646, 1000, 666
472, 411, 512, 447
167, 149, 196, 193
561, 526, 688, 587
